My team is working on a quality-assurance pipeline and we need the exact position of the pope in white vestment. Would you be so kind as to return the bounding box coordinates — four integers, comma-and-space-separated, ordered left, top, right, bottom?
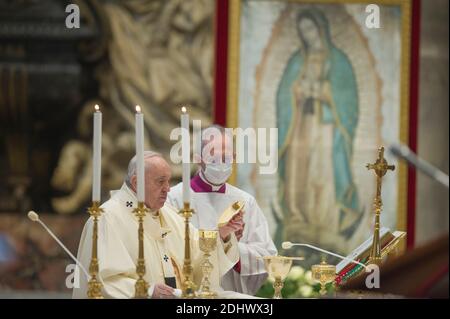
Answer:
72, 152, 239, 299
168, 126, 277, 296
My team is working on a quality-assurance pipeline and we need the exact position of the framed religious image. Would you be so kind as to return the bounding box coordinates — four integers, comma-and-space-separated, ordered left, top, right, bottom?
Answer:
223, 0, 417, 265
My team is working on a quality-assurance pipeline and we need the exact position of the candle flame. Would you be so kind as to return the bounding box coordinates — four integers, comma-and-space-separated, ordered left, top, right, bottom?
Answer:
181, 106, 187, 113
136, 105, 141, 113
94, 104, 100, 111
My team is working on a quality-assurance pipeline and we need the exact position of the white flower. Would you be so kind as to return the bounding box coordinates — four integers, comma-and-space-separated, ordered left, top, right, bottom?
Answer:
298, 284, 313, 297
305, 270, 314, 285
288, 266, 305, 280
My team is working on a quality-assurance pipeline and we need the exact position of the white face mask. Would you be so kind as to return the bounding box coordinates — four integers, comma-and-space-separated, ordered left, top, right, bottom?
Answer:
202, 162, 232, 186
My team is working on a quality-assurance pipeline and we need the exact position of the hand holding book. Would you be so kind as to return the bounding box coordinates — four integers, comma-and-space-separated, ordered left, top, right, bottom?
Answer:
218, 201, 245, 241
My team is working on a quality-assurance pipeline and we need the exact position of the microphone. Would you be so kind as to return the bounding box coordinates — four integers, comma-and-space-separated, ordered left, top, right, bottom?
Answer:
27, 211, 90, 280
389, 143, 449, 188
282, 241, 368, 269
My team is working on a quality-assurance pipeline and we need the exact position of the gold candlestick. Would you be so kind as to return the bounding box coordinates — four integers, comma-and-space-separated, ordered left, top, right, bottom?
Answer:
198, 230, 218, 299
180, 202, 196, 298
366, 146, 395, 265
133, 202, 149, 298
87, 201, 104, 299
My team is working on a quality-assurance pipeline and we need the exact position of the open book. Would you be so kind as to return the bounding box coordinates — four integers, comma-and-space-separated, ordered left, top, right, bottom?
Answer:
217, 201, 245, 227
336, 227, 406, 282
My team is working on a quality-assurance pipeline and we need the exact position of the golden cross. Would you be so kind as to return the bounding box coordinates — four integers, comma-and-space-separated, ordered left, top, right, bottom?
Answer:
366, 146, 395, 264
366, 146, 395, 198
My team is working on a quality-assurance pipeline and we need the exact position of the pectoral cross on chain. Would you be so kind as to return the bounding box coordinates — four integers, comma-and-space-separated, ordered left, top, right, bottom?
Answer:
366, 146, 395, 263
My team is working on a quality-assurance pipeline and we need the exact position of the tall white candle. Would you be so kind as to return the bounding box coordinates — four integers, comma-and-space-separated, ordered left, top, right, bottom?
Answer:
181, 107, 190, 204
135, 105, 145, 202
92, 104, 102, 202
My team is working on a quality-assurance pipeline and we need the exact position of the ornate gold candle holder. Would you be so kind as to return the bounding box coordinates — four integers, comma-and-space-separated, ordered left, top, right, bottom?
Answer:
180, 202, 196, 298
133, 202, 149, 298
312, 259, 336, 296
87, 201, 104, 299
198, 230, 218, 299
262, 256, 304, 299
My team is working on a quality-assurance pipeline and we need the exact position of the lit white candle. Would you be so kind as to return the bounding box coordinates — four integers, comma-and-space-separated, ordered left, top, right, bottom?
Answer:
92, 104, 102, 202
135, 105, 145, 202
181, 106, 190, 204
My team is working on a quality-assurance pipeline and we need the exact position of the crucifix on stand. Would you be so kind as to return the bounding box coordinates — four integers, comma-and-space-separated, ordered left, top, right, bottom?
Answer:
366, 146, 395, 265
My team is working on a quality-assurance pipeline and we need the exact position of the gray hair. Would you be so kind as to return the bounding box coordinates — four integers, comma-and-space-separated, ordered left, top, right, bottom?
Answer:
125, 151, 163, 188
199, 125, 234, 154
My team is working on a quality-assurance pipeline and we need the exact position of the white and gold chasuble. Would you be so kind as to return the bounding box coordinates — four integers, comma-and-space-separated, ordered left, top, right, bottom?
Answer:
72, 183, 239, 299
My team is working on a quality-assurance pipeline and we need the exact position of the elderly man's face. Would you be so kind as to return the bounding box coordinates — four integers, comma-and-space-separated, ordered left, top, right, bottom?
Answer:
201, 134, 234, 166
132, 157, 171, 210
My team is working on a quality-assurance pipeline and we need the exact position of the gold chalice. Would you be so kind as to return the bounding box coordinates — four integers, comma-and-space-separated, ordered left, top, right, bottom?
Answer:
311, 259, 336, 296
198, 230, 218, 299
262, 256, 304, 299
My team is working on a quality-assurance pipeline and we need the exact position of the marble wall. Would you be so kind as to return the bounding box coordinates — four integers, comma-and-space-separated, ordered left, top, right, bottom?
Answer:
416, 0, 449, 246
0, 214, 85, 293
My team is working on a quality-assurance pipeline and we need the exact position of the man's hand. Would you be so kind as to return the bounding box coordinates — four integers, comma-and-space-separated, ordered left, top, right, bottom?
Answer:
235, 222, 245, 241
219, 211, 244, 241
151, 283, 175, 299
